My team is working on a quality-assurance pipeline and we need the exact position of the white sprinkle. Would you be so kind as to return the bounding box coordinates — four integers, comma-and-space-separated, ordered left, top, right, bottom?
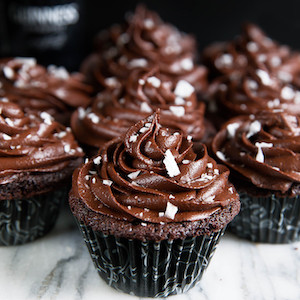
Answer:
138, 79, 145, 85
247, 42, 258, 52
255, 142, 273, 163
144, 122, 151, 128
104, 77, 119, 88
214, 169, 219, 175
246, 120, 261, 138
48, 65, 69, 79
85, 158, 89, 164
147, 76, 161, 88
256, 69, 273, 86
14, 57, 36, 66
270, 56, 281, 67
0, 97, 9, 103
64, 144, 71, 153
174, 80, 195, 98
117, 33, 130, 45
139, 127, 149, 133
129, 134, 138, 142
128, 170, 141, 180
169, 106, 185, 117
229, 187, 234, 194
103, 179, 113, 186
78, 107, 86, 120
2, 133, 11, 140
207, 163, 213, 168
127, 206, 132, 210
40, 112, 53, 125
204, 195, 215, 203
273, 166, 280, 171
215, 54, 233, 68
180, 58, 194, 71
119, 97, 125, 104
3, 67, 14, 79
216, 151, 226, 161
258, 54, 267, 62
92, 177, 96, 184
163, 149, 180, 177
227, 123, 240, 138
85, 175, 90, 181
295, 92, 300, 104
5, 118, 14, 127
182, 160, 190, 164
16, 145, 21, 149
56, 131, 67, 138
278, 71, 292, 82
164, 202, 178, 219
87, 113, 100, 124
187, 135, 192, 141
281, 86, 295, 100
141, 222, 147, 227
267, 98, 281, 109
175, 97, 185, 105
93, 156, 102, 165
140, 102, 152, 113
247, 80, 258, 90
169, 195, 175, 200
158, 212, 164, 217
128, 58, 148, 68
144, 18, 154, 29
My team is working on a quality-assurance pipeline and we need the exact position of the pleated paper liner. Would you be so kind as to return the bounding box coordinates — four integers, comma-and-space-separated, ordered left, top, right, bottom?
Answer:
77, 220, 225, 298
229, 192, 300, 243
0, 188, 68, 246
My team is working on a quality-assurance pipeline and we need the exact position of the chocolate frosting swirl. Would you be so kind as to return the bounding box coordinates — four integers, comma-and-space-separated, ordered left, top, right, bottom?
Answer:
0, 58, 92, 125
215, 66, 300, 117
0, 99, 84, 184
203, 23, 300, 82
71, 68, 208, 150
72, 112, 238, 223
81, 5, 207, 92
212, 112, 300, 195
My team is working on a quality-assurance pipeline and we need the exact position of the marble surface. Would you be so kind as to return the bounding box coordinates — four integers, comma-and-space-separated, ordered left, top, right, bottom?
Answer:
0, 204, 299, 300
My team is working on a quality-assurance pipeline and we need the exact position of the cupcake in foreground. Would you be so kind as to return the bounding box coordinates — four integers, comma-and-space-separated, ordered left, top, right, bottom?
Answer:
81, 5, 207, 93
212, 112, 300, 243
0, 57, 92, 126
0, 99, 84, 245
69, 111, 240, 297
71, 67, 213, 156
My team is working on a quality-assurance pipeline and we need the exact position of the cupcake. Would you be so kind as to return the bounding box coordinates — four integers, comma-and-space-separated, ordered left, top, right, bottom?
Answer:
0, 99, 84, 245
81, 5, 207, 93
0, 57, 92, 126
203, 23, 300, 82
71, 67, 214, 156
212, 112, 300, 243
69, 111, 240, 297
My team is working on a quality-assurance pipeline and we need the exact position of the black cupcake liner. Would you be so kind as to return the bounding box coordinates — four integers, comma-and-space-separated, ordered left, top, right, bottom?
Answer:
229, 192, 300, 243
0, 188, 67, 246
77, 220, 225, 298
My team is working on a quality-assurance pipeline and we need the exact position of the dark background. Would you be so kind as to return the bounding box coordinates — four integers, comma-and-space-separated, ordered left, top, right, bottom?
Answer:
2, 0, 300, 70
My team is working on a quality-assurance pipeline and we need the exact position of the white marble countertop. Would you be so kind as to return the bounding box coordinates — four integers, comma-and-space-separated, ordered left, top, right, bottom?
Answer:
0, 204, 299, 300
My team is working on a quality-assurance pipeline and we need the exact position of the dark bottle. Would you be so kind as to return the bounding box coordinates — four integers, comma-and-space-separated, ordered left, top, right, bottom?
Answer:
1, 0, 85, 71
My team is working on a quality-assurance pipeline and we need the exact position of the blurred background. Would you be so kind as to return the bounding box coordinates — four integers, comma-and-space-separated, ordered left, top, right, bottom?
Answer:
1, 0, 300, 71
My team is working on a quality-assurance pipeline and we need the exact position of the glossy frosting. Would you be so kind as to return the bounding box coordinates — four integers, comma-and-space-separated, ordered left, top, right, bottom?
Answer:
71, 68, 207, 149
0, 58, 92, 125
203, 23, 300, 82
0, 99, 84, 184
81, 5, 207, 92
212, 112, 300, 194
72, 112, 238, 223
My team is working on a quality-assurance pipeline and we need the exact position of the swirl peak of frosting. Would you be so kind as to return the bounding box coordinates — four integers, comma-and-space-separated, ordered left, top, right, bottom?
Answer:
81, 5, 207, 92
71, 67, 208, 149
0, 99, 84, 184
212, 112, 300, 194
72, 111, 238, 223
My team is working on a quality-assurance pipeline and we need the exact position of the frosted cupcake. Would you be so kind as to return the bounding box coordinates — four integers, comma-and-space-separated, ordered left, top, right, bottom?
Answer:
69, 111, 240, 297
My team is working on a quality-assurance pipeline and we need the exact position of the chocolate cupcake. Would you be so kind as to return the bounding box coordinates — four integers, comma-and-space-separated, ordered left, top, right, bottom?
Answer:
81, 5, 207, 93
212, 112, 300, 243
0, 99, 84, 245
71, 67, 214, 156
0, 57, 92, 126
69, 111, 240, 297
